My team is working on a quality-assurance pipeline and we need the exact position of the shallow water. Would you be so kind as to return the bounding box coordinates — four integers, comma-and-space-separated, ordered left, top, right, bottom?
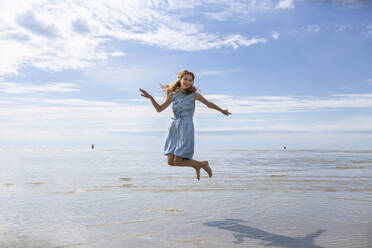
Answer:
0, 147, 371, 247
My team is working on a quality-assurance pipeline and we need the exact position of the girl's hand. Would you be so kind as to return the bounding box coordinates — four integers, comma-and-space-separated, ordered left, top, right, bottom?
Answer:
139, 88, 152, 99
221, 109, 231, 116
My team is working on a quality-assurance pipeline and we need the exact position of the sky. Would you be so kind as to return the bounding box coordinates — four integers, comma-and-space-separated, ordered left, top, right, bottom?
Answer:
0, 0, 371, 150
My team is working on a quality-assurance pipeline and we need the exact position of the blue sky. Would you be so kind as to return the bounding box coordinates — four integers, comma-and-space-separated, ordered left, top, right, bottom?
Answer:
0, 0, 371, 150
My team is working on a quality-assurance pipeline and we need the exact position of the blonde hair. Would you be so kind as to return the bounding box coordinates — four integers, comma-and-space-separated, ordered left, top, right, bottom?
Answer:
161, 70, 197, 97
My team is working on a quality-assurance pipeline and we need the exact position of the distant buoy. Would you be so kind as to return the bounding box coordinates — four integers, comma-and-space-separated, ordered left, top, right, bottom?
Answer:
92, 144, 94, 149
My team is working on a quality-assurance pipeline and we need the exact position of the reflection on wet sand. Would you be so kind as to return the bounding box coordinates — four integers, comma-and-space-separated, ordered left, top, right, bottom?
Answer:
0, 235, 96, 248
2, 183, 14, 187
119, 177, 133, 181
49, 181, 372, 194
335, 166, 364, 169
204, 218, 326, 248
148, 207, 184, 213
351, 161, 372, 164
84, 217, 162, 227
27, 182, 45, 185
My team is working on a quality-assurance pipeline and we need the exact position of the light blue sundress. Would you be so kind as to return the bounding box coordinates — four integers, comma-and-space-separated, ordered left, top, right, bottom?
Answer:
164, 90, 195, 159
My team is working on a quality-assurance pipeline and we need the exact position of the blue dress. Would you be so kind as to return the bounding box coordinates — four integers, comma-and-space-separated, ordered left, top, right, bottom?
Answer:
164, 91, 195, 159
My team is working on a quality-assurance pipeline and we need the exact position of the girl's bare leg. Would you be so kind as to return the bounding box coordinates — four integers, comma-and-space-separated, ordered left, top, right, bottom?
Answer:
167, 154, 175, 166
173, 155, 212, 180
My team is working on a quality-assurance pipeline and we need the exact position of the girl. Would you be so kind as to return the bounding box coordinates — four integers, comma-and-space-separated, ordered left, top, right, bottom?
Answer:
139, 70, 231, 181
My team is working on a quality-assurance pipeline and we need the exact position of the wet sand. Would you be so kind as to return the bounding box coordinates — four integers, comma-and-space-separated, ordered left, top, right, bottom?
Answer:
0, 148, 371, 247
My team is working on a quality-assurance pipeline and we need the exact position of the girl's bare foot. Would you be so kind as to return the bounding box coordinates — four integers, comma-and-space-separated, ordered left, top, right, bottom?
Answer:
201, 161, 212, 178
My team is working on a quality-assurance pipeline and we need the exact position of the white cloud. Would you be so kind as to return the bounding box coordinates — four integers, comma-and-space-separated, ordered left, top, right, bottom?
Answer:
0, 0, 274, 77
275, 0, 294, 10
109, 51, 126, 57
271, 31, 280, 40
307, 25, 320, 32
71, 18, 90, 34
0, 82, 79, 94
367, 78, 372, 85
16, 10, 60, 38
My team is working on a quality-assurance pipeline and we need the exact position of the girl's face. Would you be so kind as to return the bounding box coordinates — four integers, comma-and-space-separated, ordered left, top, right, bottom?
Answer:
180, 74, 194, 91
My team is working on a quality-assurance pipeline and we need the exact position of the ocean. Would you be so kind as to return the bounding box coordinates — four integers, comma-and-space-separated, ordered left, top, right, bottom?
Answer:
1, 147, 371, 247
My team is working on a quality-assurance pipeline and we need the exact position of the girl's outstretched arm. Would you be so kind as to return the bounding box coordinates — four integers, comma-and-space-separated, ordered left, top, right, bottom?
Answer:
139, 88, 172, 112
195, 92, 232, 116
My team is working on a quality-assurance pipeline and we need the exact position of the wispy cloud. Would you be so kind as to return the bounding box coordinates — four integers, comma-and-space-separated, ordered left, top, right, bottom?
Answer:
367, 78, 372, 85
307, 25, 320, 32
271, 31, 280, 40
2, 93, 372, 124
331, 0, 367, 9
199, 93, 372, 114
338, 24, 351, 32
201, 0, 270, 21
0, 82, 79, 94
42, 99, 118, 106
365, 22, 372, 36
199, 69, 240, 76
275, 0, 294, 10
199, 0, 299, 21
1, 92, 372, 144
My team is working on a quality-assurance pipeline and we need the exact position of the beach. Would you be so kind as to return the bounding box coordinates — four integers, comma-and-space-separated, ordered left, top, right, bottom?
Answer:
0, 147, 371, 248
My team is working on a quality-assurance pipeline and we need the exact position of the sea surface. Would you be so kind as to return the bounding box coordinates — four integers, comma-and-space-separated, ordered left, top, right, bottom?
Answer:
0, 147, 371, 248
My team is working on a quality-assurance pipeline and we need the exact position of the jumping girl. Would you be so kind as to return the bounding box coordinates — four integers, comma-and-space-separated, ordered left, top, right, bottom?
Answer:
139, 70, 231, 181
